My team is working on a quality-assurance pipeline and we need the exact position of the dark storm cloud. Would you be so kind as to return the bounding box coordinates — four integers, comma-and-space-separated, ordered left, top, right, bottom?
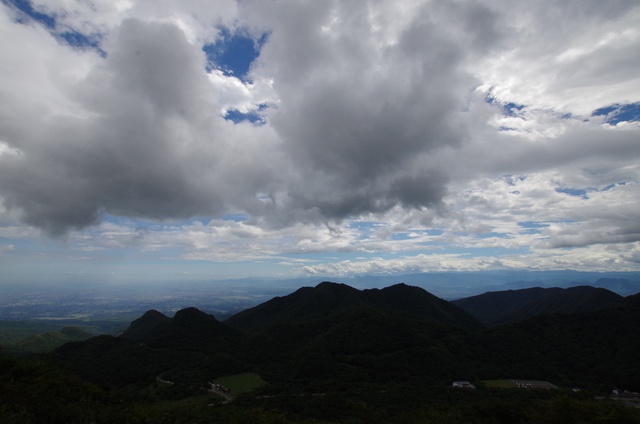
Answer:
248, 1, 501, 223
0, 19, 230, 235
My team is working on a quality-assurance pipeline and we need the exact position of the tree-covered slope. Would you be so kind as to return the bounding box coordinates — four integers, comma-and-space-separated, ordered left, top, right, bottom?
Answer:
227, 281, 482, 331
8, 326, 93, 354
453, 286, 623, 326
48, 284, 640, 396
119, 309, 171, 342
461, 293, 640, 391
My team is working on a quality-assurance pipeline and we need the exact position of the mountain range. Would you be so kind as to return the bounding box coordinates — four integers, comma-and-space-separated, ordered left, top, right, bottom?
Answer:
48, 282, 640, 394
4, 281, 640, 423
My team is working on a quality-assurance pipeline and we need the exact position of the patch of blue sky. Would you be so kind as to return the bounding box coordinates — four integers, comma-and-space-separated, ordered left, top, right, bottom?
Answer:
485, 94, 526, 117
555, 187, 589, 199
203, 27, 268, 82
391, 229, 442, 241
475, 232, 513, 239
518, 221, 548, 234
222, 213, 249, 222
8, 0, 105, 55
592, 102, 640, 125
349, 221, 385, 240
8, 0, 54, 28
58, 31, 105, 56
602, 182, 622, 191
472, 246, 529, 256
501, 102, 525, 117
555, 182, 628, 199
391, 233, 413, 241
431, 245, 529, 257
224, 103, 268, 125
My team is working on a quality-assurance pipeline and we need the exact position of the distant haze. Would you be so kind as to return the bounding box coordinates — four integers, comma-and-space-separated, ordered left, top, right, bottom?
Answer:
1, 271, 638, 323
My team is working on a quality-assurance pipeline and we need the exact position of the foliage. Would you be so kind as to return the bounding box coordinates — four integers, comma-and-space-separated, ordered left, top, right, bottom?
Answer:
215, 372, 267, 394
453, 286, 624, 326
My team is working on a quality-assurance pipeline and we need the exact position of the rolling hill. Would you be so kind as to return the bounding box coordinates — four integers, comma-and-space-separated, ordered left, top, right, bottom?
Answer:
7, 326, 94, 354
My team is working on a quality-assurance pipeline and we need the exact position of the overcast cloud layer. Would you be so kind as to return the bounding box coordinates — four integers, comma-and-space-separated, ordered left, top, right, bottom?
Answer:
1, 0, 639, 283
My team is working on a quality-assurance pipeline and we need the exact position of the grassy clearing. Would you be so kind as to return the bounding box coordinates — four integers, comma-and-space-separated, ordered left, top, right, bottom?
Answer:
215, 372, 266, 395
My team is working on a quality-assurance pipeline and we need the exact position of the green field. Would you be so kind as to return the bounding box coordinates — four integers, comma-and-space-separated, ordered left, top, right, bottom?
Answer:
215, 372, 266, 395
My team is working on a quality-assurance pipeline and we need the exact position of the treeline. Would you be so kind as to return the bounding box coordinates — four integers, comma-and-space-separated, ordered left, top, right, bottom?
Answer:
2, 354, 640, 424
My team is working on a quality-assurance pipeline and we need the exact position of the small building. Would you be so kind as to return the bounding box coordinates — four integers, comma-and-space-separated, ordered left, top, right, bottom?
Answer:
512, 380, 558, 390
452, 380, 476, 389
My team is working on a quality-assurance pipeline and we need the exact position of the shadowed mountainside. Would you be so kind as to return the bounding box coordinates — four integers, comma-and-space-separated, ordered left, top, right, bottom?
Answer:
452, 286, 623, 326
226, 281, 482, 331
119, 309, 171, 342
51, 283, 640, 393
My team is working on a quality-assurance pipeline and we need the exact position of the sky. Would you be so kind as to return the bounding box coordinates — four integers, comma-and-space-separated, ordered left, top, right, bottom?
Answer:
0, 0, 639, 286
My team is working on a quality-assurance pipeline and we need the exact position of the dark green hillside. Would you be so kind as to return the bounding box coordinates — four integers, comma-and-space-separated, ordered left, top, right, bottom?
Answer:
364, 283, 482, 330
8, 326, 93, 354
144, 307, 238, 352
227, 281, 481, 331
9, 284, 640, 423
53, 308, 247, 386
53, 335, 197, 385
119, 309, 171, 342
240, 307, 472, 388
49, 284, 640, 394
453, 286, 623, 326
4, 352, 640, 424
225, 282, 368, 329
0, 320, 63, 346
463, 293, 640, 390
120, 307, 241, 353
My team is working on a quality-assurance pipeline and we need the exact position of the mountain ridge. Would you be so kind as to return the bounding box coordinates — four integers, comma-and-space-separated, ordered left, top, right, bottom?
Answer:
50, 281, 640, 394
452, 285, 623, 326
226, 281, 482, 331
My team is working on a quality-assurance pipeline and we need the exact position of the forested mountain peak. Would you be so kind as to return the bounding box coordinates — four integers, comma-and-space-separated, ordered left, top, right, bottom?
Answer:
226, 281, 482, 331
452, 285, 623, 326
120, 309, 171, 342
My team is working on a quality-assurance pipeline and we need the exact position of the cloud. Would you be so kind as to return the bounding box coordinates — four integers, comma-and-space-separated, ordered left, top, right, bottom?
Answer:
0, 15, 280, 235
242, 0, 503, 223
475, 0, 640, 115
1, 1, 640, 276
299, 241, 640, 277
